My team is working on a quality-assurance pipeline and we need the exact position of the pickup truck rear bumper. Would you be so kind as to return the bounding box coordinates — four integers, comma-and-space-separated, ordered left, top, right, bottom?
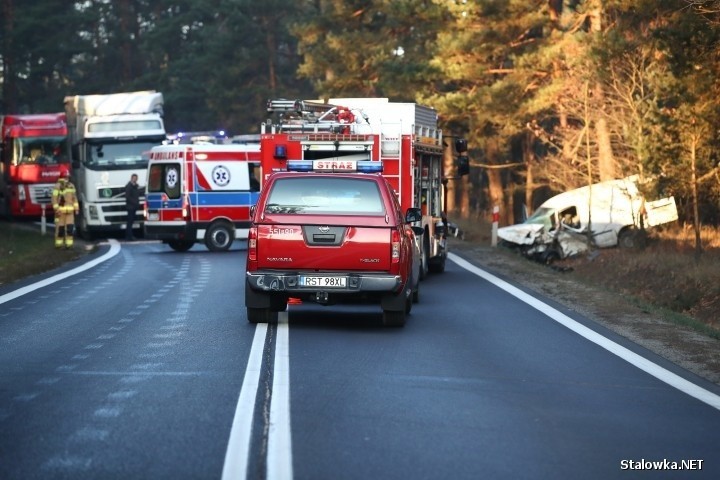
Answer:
246, 271, 403, 294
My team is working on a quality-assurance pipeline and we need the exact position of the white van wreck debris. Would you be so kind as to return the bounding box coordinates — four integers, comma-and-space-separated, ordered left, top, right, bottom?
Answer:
498, 176, 679, 263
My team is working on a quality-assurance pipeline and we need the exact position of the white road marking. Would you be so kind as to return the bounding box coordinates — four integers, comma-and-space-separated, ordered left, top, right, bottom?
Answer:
223, 315, 294, 480
0, 240, 121, 305
449, 252, 720, 411
268, 313, 293, 480
222, 323, 268, 480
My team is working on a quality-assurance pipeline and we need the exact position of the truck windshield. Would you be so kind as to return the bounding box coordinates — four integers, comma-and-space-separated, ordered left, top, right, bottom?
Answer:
265, 177, 384, 215
85, 141, 157, 170
14, 137, 69, 166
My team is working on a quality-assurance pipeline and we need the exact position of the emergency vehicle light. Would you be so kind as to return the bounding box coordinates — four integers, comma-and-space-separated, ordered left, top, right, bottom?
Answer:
356, 161, 383, 173
286, 160, 313, 172
286, 160, 383, 173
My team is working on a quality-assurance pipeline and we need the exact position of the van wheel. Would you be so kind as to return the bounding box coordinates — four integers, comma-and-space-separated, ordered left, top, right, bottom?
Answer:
168, 240, 194, 252
247, 307, 278, 324
541, 249, 561, 265
618, 228, 646, 249
206, 222, 234, 252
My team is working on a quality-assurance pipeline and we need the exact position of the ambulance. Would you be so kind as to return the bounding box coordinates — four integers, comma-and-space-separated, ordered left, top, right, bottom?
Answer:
144, 142, 261, 251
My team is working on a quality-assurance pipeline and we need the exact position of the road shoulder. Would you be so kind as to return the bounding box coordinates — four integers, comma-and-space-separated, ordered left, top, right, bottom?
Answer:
448, 237, 720, 386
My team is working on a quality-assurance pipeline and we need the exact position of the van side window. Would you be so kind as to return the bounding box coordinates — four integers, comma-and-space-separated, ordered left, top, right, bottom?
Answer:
560, 207, 581, 229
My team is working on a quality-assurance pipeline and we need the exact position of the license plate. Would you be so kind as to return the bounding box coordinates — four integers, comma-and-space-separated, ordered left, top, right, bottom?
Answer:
147, 212, 159, 221
299, 276, 347, 288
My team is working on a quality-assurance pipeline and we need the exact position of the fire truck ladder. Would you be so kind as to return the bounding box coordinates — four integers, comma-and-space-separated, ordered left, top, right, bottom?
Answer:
266, 99, 348, 133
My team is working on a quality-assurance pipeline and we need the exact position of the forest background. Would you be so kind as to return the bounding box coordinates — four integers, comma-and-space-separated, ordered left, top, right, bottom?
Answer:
2, 0, 720, 242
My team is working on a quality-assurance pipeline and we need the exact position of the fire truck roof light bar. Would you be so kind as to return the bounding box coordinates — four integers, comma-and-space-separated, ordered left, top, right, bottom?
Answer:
286, 160, 383, 173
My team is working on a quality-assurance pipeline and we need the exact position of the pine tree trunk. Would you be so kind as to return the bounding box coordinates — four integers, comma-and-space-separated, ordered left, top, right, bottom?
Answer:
443, 142, 456, 213
589, 1, 617, 181
1, 0, 16, 112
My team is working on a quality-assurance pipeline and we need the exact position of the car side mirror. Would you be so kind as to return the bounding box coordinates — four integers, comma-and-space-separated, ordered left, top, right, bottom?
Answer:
405, 207, 422, 223
411, 226, 424, 237
250, 204, 256, 218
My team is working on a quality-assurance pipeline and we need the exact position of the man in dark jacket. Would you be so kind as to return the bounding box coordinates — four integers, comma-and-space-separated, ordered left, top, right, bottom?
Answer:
125, 173, 141, 241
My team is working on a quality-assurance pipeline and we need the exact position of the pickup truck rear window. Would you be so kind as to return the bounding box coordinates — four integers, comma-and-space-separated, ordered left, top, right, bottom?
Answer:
265, 177, 385, 215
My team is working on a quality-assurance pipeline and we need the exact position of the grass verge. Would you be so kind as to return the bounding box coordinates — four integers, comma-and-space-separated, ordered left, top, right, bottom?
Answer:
0, 221, 91, 287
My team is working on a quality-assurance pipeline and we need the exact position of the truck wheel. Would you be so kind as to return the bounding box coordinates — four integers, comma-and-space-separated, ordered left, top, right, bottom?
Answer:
247, 307, 278, 324
78, 214, 93, 240
420, 234, 430, 280
428, 254, 446, 273
382, 309, 406, 327
168, 240, 194, 252
205, 222, 234, 252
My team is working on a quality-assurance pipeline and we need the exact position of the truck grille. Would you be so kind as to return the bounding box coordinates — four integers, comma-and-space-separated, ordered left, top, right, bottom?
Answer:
29, 184, 54, 204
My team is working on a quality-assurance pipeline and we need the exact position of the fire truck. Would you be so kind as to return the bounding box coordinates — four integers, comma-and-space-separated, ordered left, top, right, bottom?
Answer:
144, 142, 261, 252
0, 113, 70, 218
261, 98, 460, 276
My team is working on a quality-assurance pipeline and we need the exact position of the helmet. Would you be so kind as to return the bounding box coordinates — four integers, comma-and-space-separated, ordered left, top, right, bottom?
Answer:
59, 170, 70, 179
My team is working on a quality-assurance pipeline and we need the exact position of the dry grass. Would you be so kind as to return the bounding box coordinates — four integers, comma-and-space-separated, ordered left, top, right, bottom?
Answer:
449, 215, 720, 334
0, 221, 87, 287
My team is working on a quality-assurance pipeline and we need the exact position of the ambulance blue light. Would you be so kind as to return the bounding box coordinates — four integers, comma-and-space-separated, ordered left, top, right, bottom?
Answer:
287, 160, 313, 172
356, 161, 383, 173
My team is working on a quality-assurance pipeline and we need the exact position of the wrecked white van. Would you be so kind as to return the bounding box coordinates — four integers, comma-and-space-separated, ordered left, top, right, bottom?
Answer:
498, 176, 678, 262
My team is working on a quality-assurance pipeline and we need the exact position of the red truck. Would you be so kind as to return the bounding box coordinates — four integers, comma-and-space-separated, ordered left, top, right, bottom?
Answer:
245, 160, 422, 327
259, 98, 467, 279
0, 113, 70, 218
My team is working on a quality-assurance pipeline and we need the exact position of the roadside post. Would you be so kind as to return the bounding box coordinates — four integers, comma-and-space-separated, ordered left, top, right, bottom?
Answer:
40, 204, 48, 235
491, 205, 499, 247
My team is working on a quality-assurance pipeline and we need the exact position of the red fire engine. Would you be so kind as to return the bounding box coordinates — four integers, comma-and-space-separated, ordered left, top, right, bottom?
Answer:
144, 142, 262, 251
0, 113, 70, 218
260, 98, 462, 276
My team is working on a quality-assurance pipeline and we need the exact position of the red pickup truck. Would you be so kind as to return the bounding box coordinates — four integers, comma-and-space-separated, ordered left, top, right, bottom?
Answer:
244, 161, 422, 327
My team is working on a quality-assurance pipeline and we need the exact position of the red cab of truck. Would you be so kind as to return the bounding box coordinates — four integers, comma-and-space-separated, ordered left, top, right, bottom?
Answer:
245, 160, 422, 327
0, 113, 70, 218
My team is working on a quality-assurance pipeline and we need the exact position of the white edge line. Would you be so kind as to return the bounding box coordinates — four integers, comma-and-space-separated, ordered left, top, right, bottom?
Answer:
267, 312, 293, 480
448, 252, 720, 411
222, 323, 268, 480
0, 239, 121, 305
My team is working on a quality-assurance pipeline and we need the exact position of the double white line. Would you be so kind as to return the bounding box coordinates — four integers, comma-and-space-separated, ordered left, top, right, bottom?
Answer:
222, 313, 293, 480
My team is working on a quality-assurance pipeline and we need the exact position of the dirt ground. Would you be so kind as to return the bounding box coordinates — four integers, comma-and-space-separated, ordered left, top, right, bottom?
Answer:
448, 237, 720, 386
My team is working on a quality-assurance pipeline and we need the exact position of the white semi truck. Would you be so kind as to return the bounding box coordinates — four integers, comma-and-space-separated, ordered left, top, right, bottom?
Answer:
64, 91, 166, 239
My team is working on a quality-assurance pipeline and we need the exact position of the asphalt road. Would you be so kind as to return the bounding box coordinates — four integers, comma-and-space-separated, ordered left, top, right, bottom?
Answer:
1, 239, 719, 480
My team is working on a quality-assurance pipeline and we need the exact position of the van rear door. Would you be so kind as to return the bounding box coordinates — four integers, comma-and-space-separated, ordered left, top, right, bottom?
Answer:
146, 161, 184, 222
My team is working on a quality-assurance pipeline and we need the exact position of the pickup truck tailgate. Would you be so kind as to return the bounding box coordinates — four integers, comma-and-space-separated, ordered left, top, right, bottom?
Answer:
256, 224, 392, 271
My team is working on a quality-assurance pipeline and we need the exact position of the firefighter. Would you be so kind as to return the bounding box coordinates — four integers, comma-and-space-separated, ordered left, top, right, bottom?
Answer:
52, 171, 79, 248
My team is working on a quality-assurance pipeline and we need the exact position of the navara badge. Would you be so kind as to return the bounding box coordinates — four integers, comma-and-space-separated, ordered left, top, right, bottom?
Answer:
318, 226, 330, 233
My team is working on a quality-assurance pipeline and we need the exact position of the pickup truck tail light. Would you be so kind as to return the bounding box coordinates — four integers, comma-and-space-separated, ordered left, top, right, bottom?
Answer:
391, 229, 400, 263
247, 227, 258, 268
